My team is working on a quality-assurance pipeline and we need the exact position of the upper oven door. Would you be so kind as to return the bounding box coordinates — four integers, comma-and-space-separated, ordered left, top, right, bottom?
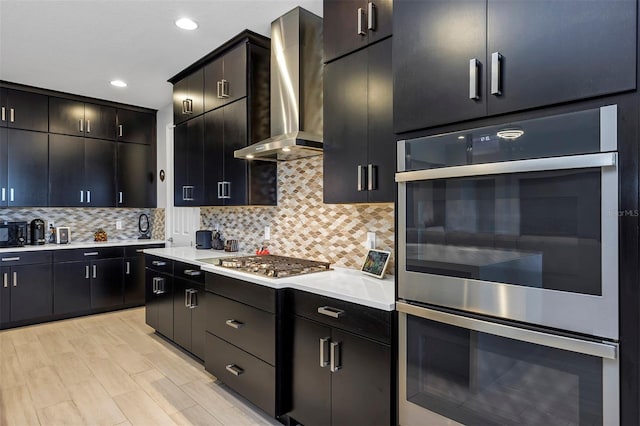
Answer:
396, 105, 619, 339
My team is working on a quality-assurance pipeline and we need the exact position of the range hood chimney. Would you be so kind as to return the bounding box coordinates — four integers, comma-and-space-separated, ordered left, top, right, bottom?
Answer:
234, 7, 323, 162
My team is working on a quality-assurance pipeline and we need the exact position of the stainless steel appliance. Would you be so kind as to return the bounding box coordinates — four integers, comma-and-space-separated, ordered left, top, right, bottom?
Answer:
195, 230, 213, 249
0, 221, 27, 247
29, 219, 45, 245
396, 105, 620, 425
212, 254, 331, 278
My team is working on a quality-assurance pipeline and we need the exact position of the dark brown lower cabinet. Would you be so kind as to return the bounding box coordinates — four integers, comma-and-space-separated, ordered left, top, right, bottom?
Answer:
145, 270, 173, 340
173, 278, 206, 359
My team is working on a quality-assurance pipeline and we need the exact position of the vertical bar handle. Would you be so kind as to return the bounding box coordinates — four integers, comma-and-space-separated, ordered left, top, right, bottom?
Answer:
367, 164, 377, 191
185, 288, 190, 307
125, 261, 130, 275
219, 80, 229, 98
119, 124, 123, 137
357, 165, 364, 191
190, 289, 197, 309
357, 8, 366, 36
2, 188, 5, 202
320, 337, 330, 367
85, 265, 90, 279
119, 192, 123, 204
367, 2, 376, 31
87, 190, 91, 204
80, 190, 84, 203
1, 106, 5, 121
9, 188, 14, 202
79, 119, 83, 132
469, 58, 480, 100
217, 81, 223, 99
92, 264, 97, 279
12, 271, 17, 287
86, 120, 91, 133
491, 52, 502, 96
330, 341, 341, 372
3, 272, 7, 288
9, 108, 14, 123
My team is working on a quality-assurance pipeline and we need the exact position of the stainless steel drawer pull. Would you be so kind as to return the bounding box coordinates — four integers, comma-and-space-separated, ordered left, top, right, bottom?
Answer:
152, 277, 164, 294
3, 272, 7, 288
12, 271, 17, 287
84, 252, 99, 256
320, 337, 330, 367
367, 2, 376, 31
330, 341, 341, 372
152, 260, 167, 266
183, 269, 202, 276
225, 364, 244, 376
318, 306, 345, 318
357, 7, 366, 36
85, 265, 90, 279
469, 58, 480, 100
225, 319, 245, 329
136, 249, 144, 253
491, 51, 503, 96
1, 257, 20, 262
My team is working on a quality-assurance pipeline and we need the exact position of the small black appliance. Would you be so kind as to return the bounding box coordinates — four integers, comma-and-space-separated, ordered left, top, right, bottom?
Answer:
196, 230, 213, 249
30, 219, 46, 245
0, 221, 27, 247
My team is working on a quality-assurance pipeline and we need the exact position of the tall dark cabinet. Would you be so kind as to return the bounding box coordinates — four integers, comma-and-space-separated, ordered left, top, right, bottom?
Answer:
173, 69, 204, 126
393, 0, 637, 132
169, 30, 275, 207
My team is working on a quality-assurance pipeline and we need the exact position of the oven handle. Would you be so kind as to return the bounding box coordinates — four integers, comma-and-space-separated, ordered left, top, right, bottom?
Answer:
395, 152, 617, 182
396, 301, 617, 360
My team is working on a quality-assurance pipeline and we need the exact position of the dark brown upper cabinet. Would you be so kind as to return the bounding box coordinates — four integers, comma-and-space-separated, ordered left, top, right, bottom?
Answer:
173, 69, 204, 125
49, 97, 116, 140
0, 89, 48, 132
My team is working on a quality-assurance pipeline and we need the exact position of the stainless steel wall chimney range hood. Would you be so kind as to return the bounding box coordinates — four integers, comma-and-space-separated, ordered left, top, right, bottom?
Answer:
234, 7, 323, 162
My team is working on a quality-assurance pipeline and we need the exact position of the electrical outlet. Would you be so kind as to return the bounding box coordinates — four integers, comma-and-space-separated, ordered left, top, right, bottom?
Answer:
116, 220, 123, 230
264, 225, 271, 241
366, 231, 376, 249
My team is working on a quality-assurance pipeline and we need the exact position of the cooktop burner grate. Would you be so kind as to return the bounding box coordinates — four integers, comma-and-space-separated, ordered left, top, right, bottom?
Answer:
218, 254, 332, 278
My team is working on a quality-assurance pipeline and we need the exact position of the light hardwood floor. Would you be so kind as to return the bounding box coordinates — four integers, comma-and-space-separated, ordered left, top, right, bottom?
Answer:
0, 308, 280, 426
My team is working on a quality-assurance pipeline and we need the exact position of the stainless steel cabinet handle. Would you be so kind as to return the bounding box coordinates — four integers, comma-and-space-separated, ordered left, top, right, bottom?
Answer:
183, 185, 194, 201
3, 272, 7, 288
80, 190, 84, 203
185, 289, 190, 307
225, 319, 245, 329
357, 7, 366, 36
318, 306, 346, 318
183, 269, 202, 276
330, 341, 341, 372
87, 190, 91, 204
136, 249, 144, 253
217, 81, 223, 99
217, 182, 222, 199
152, 276, 164, 294
219, 182, 230, 199
357, 165, 364, 191
12, 271, 17, 287
79, 119, 83, 132
119, 124, 123, 137
367, 164, 377, 191
86, 120, 91, 133
491, 52, 503, 96
83, 252, 99, 256
119, 192, 123, 204
9, 108, 14, 123
125, 261, 130, 275
222, 80, 229, 98
182, 99, 193, 115
367, 2, 376, 31
1, 106, 5, 121
469, 58, 480, 100
152, 260, 167, 266
9, 188, 14, 202
1, 188, 5, 202
190, 289, 197, 308
320, 337, 330, 367
85, 265, 90, 279
92, 264, 97, 279
225, 364, 244, 376
1, 257, 20, 262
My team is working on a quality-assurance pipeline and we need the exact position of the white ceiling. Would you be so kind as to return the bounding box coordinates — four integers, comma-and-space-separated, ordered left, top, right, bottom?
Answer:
0, 0, 323, 110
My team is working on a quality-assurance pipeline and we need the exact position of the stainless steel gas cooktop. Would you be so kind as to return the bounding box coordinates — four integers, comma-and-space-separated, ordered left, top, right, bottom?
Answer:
215, 254, 332, 278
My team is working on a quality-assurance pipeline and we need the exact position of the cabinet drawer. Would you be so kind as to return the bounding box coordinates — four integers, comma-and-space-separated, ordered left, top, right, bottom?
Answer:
125, 244, 164, 257
291, 290, 392, 344
205, 272, 276, 313
0, 251, 52, 265
54, 247, 123, 263
174, 261, 205, 284
205, 332, 276, 417
145, 255, 173, 274
206, 293, 275, 365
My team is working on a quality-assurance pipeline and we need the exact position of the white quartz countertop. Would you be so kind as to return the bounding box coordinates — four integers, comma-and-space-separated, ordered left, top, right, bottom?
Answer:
144, 247, 396, 311
0, 239, 166, 253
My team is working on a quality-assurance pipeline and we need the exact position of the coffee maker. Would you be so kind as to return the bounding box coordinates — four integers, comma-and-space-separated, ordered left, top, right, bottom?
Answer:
30, 219, 46, 245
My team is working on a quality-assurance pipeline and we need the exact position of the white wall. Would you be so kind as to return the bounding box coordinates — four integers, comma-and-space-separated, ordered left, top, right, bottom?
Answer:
156, 103, 173, 208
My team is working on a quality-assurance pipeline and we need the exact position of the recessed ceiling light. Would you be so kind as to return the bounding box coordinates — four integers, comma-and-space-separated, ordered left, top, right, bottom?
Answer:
176, 18, 198, 30
497, 128, 525, 140
110, 80, 127, 88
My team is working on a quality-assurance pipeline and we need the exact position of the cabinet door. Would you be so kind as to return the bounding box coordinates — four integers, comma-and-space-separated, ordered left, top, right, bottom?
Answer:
49, 134, 85, 206
173, 78, 190, 126
366, 38, 394, 203
203, 108, 224, 206
0, 266, 10, 323
393, 0, 487, 132
173, 278, 192, 351
367, 0, 392, 46
221, 45, 247, 106
49, 97, 85, 136
10, 264, 52, 322
331, 329, 391, 426
190, 285, 206, 359
204, 57, 225, 112
173, 122, 189, 207
157, 275, 174, 339
84, 103, 116, 140
117, 142, 152, 208
486, 0, 636, 115
145, 270, 161, 330
0, 128, 7, 207
90, 258, 123, 309
222, 99, 248, 206
54, 261, 91, 314
85, 138, 116, 207
173, 116, 203, 206
324, 0, 368, 62
5, 90, 48, 132
289, 317, 332, 426
117, 109, 154, 145
323, 49, 368, 204
174, 69, 204, 125
8, 129, 48, 207
124, 256, 145, 305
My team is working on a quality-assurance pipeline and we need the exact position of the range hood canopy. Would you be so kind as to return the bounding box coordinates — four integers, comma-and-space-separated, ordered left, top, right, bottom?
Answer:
234, 7, 323, 162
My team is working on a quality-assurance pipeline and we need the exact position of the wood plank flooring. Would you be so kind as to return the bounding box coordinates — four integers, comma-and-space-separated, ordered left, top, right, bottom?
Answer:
0, 308, 280, 426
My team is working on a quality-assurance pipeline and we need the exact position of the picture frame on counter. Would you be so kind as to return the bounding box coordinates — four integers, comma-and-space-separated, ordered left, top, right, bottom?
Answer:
361, 249, 391, 279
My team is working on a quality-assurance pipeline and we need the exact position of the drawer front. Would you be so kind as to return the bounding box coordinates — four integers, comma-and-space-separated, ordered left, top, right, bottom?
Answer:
54, 247, 123, 263
145, 255, 173, 274
291, 290, 392, 344
0, 251, 52, 265
125, 244, 164, 257
204, 332, 276, 417
174, 261, 205, 284
207, 293, 275, 365
205, 272, 276, 313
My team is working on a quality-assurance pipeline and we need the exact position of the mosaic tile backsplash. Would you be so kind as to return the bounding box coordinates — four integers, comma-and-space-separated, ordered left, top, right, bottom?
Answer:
201, 156, 395, 272
0, 208, 162, 242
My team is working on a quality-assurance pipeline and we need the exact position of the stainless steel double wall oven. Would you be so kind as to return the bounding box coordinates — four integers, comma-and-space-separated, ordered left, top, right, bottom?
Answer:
396, 105, 620, 425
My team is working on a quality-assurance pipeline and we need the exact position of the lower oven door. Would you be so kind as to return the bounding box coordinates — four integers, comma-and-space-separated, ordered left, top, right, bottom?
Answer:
398, 302, 619, 426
